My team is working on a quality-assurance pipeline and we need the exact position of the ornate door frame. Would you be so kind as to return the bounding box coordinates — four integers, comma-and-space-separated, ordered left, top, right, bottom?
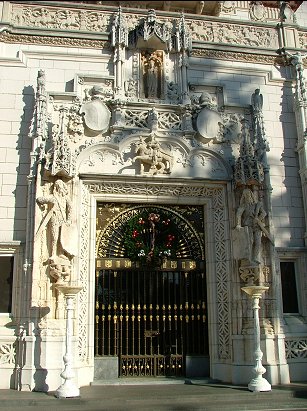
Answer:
76, 177, 233, 383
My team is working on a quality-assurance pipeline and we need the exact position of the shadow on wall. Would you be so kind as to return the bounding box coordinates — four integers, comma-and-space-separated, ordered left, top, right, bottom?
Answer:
14, 85, 35, 242
274, 71, 305, 247
10, 306, 50, 391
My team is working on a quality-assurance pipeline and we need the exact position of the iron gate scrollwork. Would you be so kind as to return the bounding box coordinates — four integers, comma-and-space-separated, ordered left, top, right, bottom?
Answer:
95, 204, 207, 377
95, 266, 207, 377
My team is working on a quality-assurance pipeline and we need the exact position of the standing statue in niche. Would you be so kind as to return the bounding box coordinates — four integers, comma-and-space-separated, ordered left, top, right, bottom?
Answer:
147, 59, 158, 97
142, 53, 162, 99
36, 180, 77, 264
235, 188, 267, 266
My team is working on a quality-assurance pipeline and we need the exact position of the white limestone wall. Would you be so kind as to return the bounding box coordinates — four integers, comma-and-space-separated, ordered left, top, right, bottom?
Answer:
0, 42, 113, 389
188, 57, 305, 248
295, 2, 307, 27
0, 43, 112, 245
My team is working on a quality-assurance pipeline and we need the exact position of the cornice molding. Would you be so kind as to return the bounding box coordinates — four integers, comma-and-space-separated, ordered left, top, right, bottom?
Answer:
0, 31, 109, 49
0, 31, 285, 66
191, 48, 282, 65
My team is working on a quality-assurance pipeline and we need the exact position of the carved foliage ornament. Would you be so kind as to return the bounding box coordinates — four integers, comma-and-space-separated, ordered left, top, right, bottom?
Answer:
0, 343, 16, 365
285, 339, 307, 359
191, 48, 277, 65
0, 32, 108, 49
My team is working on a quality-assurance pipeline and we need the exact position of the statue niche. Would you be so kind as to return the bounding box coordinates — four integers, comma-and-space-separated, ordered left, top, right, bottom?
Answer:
141, 51, 163, 99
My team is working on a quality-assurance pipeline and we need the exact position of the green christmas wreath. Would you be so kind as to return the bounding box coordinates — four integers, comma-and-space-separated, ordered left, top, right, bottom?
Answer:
123, 210, 178, 265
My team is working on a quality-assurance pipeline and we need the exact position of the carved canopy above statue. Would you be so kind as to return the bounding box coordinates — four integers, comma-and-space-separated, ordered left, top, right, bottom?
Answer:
128, 9, 173, 50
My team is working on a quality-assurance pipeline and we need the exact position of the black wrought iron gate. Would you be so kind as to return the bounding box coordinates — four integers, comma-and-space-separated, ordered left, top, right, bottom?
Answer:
95, 259, 208, 377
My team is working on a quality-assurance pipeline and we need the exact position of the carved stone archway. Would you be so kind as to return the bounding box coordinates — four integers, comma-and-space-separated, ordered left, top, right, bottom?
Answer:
76, 178, 232, 383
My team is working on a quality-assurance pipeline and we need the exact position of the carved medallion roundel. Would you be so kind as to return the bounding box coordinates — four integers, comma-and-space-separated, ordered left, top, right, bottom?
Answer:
80, 99, 111, 133
196, 107, 222, 143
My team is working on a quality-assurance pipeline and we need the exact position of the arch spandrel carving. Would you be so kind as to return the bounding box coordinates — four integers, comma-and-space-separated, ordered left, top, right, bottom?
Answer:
76, 133, 232, 180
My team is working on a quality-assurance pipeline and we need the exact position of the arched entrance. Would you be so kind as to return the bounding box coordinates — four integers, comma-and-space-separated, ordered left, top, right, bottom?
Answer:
95, 204, 208, 378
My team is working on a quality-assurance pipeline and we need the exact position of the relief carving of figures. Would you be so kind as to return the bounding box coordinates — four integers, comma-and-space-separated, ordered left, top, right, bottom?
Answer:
141, 51, 163, 99
167, 82, 179, 101
125, 79, 138, 98
222, 113, 243, 144
133, 136, 173, 175
188, 21, 214, 43
12, 4, 110, 32
36, 179, 78, 283
234, 188, 269, 267
188, 20, 277, 49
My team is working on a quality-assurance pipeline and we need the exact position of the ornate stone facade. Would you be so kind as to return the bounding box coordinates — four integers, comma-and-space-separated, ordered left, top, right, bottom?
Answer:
0, 0, 306, 392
